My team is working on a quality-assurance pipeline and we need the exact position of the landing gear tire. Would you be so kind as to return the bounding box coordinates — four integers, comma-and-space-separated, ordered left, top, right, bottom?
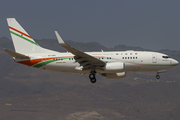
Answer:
89, 74, 95, 79
89, 73, 96, 83
90, 78, 96, 83
156, 75, 160, 79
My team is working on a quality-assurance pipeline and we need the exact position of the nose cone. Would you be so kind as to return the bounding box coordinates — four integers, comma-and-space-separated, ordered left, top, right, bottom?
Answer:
171, 59, 179, 66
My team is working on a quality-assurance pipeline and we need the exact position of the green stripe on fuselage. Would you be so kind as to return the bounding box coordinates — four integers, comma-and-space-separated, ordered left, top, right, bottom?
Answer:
33, 59, 54, 68
33, 58, 72, 68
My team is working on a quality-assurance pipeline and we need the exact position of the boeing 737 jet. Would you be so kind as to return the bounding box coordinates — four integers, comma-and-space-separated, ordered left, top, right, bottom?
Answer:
4, 18, 179, 83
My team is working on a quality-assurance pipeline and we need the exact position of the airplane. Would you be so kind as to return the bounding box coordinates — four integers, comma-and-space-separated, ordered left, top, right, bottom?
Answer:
4, 18, 179, 83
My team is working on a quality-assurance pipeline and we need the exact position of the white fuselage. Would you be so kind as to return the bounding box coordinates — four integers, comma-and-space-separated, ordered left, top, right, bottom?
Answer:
28, 51, 177, 74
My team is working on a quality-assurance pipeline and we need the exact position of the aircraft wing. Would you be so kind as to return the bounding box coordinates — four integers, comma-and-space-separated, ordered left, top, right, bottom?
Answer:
55, 31, 105, 70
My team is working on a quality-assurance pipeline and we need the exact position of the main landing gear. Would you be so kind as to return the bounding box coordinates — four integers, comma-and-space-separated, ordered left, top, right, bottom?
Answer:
89, 71, 96, 83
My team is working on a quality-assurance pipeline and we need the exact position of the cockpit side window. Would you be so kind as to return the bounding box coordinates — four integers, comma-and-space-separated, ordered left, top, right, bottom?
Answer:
162, 56, 169, 59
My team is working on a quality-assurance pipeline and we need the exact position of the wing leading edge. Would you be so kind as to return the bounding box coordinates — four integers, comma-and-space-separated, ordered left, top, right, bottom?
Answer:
55, 31, 105, 70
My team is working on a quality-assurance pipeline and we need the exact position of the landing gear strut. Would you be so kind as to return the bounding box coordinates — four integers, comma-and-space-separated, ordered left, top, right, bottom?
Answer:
89, 70, 96, 83
156, 70, 166, 79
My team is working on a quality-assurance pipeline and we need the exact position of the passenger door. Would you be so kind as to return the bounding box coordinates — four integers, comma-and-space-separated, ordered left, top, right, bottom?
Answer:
152, 54, 157, 63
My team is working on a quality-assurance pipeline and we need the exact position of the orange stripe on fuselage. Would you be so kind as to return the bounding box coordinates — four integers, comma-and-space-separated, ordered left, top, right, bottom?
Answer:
18, 59, 43, 66
17, 56, 73, 66
9, 26, 32, 39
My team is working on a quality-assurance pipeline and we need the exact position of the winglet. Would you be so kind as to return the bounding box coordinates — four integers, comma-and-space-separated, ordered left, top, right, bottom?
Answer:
55, 31, 65, 45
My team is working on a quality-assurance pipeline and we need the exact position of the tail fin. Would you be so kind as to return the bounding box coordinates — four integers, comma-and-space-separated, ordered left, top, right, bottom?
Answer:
7, 18, 57, 55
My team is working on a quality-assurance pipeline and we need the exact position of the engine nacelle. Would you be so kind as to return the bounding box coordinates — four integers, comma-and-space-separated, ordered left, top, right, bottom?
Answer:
104, 62, 124, 72
102, 72, 126, 79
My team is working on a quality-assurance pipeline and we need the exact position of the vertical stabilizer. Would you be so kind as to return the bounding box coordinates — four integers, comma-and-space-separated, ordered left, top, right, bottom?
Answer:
7, 18, 58, 55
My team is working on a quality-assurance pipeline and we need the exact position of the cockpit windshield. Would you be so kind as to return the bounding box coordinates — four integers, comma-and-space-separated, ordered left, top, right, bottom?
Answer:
162, 56, 170, 59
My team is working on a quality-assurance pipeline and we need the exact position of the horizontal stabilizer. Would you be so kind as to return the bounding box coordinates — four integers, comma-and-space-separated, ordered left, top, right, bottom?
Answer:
3, 49, 29, 59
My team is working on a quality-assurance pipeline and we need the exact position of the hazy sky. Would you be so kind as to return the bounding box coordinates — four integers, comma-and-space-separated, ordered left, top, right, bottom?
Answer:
1, 0, 180, 50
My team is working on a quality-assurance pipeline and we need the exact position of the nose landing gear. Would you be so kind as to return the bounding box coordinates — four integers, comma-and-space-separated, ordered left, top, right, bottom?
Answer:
156, 74, 160, 79
155, 69, 167, 79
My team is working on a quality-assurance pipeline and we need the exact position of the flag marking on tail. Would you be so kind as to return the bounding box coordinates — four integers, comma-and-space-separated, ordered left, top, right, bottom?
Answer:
9, 26, 39, 46
9, 26, 32, 39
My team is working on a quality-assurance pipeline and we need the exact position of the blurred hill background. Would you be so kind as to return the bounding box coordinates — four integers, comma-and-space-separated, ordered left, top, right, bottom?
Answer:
0, 37, 180, 120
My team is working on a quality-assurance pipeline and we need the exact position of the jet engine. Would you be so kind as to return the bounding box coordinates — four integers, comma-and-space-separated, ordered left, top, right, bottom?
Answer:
104, 62, 124, 72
